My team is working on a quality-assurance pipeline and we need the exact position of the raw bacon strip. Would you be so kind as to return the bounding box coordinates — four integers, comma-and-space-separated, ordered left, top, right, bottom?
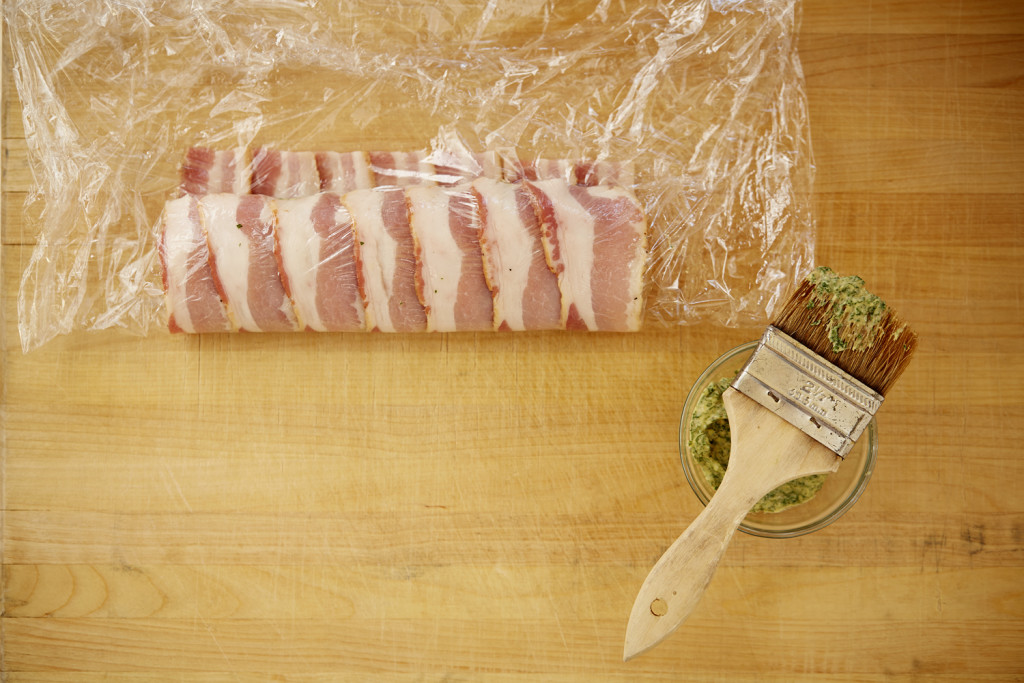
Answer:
575, 160, 636, 187
159, 195, 232, 333
181, 149, 635, 194
534, 159, 577, 182
525, 179, 647, 332
502, 157, 576, 184
315, 151, 374, 194
275, 193, 365, 332
368, 151, 436, 187
407, 186, 493, 332
471, 178, 562, 331
251, 148, 321, 198
343, 188, 427, 333
499, 158, 531, 182
201, 194, 300, 332
181, 147, 250, 196
502, 157, 634, 186
474, 152, 503, 180
430, 151, 503, 186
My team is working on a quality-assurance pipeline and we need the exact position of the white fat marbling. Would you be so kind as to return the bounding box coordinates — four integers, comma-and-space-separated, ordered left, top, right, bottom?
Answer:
343, 189, 397, 332
162, 196, 196, 333
472, 178, 534, 331
407, 186, 462, 332
531, 178, 597, 330
275, 194, 323, 331
200, 194, 259, 331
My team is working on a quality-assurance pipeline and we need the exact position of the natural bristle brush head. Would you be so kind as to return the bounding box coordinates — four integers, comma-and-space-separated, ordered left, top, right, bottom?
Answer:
771, 266, 919, 395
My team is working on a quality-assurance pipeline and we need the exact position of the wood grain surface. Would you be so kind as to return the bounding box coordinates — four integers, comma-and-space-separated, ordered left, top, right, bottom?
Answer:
2, 1, 1023, 680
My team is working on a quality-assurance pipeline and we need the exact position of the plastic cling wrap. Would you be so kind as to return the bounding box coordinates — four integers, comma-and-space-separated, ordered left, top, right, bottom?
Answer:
5, 0, 815, 350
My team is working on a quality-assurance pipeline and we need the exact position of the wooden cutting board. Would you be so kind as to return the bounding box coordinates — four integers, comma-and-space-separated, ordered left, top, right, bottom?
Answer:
2, 1, 1023, 679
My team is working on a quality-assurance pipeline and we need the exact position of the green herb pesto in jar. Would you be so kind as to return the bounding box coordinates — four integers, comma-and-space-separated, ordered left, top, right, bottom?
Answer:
688, 376, 827, 513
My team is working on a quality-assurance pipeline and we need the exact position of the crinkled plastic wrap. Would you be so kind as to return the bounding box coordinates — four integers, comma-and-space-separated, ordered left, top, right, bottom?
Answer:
6, 0, 815, 350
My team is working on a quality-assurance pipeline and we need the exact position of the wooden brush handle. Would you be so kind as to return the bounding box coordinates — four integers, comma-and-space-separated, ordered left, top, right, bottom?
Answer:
624, 389, 842, 661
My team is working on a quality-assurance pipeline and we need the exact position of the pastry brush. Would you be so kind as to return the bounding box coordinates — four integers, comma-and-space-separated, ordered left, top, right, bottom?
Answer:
624, 266, 918, 661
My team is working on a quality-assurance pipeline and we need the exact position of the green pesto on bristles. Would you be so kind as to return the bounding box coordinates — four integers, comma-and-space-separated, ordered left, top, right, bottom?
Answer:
803, 266, 903, 353
771, 266, 918, 395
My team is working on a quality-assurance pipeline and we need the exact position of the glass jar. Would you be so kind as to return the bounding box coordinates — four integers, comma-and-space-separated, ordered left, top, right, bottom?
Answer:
679, 341, 878, 538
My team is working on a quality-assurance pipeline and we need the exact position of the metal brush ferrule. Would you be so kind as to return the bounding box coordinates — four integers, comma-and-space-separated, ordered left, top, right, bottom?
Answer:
732, 326, 884, 458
